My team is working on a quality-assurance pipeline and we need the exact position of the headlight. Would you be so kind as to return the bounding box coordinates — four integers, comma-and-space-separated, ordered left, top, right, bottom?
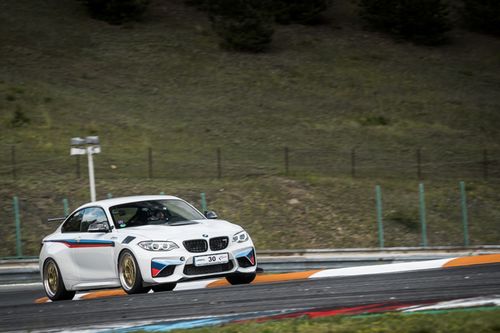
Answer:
138, 241, 179, 251
232, 230, 249, 243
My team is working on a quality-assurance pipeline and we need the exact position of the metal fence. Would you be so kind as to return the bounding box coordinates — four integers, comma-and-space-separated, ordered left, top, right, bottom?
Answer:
1, 181, 500, 258
1, 144, 499, 258
0, 144, 499, 181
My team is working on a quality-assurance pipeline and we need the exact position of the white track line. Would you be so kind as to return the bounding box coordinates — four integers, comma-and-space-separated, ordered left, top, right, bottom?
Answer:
310, 258, 454, 279
0, 282, 42, 289
402, 295, 500, 312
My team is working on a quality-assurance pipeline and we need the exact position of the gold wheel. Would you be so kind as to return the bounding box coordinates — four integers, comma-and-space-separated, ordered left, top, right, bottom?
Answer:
42, 259, 75, 301
44, 260, 59, 297
120, 253, 137, 290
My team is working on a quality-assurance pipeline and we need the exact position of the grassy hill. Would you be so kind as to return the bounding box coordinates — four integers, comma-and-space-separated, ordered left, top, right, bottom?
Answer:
1, 0, 499, 256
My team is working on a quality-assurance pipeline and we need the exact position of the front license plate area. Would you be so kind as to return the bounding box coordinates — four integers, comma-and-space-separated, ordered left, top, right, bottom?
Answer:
194, 253, 229, 266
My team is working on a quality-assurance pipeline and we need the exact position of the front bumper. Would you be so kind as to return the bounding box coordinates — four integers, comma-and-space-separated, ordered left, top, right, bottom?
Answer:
137, 245, 257, 284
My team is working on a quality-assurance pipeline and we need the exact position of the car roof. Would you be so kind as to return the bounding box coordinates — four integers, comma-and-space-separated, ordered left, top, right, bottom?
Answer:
78, 195, 181, 210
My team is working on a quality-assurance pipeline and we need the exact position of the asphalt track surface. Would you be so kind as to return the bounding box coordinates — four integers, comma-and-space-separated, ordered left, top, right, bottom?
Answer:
0, 263, 499, 332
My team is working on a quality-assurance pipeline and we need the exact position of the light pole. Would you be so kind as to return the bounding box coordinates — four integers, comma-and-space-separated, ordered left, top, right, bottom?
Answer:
71, 136, 101, 202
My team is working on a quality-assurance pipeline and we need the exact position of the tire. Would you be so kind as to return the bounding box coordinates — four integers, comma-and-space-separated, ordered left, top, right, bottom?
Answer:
151, 283, 177, 292
226, 272, 256, 285
42, 259, 76, 301
118, 250, 150, 294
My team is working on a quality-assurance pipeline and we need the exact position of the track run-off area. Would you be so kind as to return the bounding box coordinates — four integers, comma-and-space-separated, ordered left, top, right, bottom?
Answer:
0, 254, 499, 332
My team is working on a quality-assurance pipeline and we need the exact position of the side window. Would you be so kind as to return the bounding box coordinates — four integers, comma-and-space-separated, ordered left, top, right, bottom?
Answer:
80, 207, 109, 232
111, 207, 139, 228
61, 210, 84, 233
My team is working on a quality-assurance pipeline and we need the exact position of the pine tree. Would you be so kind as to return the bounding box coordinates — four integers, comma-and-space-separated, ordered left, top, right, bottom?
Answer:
360, 0, 451, 45
463, 0, 500, 36
84, 0, 150, 24
273, 0, 332, 25
208, 0, 274, 52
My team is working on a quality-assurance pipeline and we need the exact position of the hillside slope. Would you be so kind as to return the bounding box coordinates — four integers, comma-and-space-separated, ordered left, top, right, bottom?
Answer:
0, 0, 499, 256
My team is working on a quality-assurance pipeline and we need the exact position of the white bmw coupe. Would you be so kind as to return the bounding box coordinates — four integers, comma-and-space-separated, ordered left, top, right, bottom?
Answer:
39, 195, 257, 301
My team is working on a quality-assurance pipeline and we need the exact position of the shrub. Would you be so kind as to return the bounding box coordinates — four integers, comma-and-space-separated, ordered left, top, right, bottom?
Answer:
358, 115, 390, 126
462, 0, 500, 36
272, 0, 332, 25
359, 0, 451, 45
184, 0, 209, 11
385, 209, 419, 230
84, 0, 150, 24
10, 108, 30, 128
208, 0, 274, 52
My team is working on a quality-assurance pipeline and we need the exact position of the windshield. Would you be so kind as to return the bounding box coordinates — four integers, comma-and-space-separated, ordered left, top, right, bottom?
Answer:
109, 199, 205, 229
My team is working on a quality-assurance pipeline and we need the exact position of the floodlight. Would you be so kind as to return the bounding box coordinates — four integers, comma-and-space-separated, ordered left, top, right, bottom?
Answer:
85, 136, 100, 144
69, 136, 102, 202
71, 137, 86, 146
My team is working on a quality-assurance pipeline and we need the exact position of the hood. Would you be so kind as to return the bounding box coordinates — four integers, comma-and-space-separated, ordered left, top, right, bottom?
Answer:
116, 219, 243, 241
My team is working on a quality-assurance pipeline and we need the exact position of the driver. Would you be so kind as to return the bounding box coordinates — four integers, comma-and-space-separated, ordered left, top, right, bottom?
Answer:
151, 210, 166, 221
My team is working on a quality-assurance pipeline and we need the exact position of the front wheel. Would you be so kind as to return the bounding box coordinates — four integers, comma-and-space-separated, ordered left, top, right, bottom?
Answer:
152, 283, 177, 292
43, 259, 75, 301
226, 272, 256, 285
118, 250, 150, 294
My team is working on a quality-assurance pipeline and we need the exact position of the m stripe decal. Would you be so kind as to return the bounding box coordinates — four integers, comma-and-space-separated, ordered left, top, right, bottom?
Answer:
45, 239, 115, 248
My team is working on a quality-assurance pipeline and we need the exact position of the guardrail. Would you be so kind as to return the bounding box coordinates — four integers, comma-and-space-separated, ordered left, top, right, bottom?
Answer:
257, 245, 500, 256
1, 246, 499, 284
257, 246, 500, 272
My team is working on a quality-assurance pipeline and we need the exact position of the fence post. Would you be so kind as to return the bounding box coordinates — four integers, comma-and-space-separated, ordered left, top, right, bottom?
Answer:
13, 196, 22, 257
416, 148, 422, 180
216, 148, 222, 179
459, 181, 470, 247
284, 147, 289, 176
351, 148, 356, 178
76, 155, 81, 179
200, 192, 207, 213
419, 183, 428, 247
375, 185, 384, 248
11, 145, 17, 181
482, 149, 488, 181
148, 147, 153, 179
62, 198, 70, 216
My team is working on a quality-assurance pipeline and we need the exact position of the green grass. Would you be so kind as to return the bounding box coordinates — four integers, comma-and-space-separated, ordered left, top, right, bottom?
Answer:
161, 308, 500, 333
1, 175, 499, 256
1, 0, 500, 256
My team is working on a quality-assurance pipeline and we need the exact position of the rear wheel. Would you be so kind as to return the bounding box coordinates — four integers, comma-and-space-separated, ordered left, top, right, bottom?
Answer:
152, 283, 177, 292
118, 250, 150, 294
226, 272, 256, 285
43, 259, 75, 301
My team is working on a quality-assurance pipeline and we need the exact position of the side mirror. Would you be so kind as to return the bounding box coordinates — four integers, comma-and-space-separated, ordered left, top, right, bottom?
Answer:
204, 211, 218, 219
88, 221, 111, 233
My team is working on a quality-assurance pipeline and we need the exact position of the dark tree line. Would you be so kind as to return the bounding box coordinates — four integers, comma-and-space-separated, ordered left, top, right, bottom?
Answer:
84, 0, 150, 24
462, 0, 500, 36
81, 0, 500, 51
205, 0, 275, 52
359, 0, 451, 45
192, 0, 333, 51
